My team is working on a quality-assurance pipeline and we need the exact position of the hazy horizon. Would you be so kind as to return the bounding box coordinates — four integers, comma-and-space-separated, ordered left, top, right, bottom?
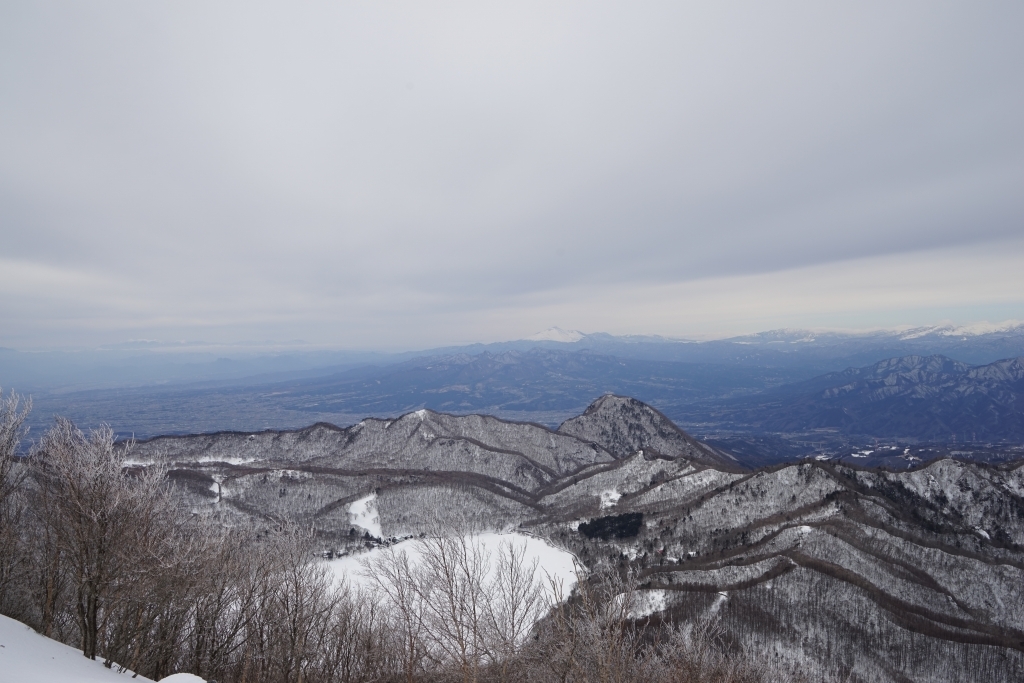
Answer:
2, 2, 1022, 349
4, 318, 1024, 357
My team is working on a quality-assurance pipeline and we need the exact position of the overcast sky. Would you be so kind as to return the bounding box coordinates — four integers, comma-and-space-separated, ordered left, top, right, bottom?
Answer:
2, 2, 1022, 350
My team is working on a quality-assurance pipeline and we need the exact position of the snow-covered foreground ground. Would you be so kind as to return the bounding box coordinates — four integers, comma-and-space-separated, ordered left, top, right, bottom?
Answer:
327, 531, 580, 603
0, 614, 207, 682
0, 614, 161, 683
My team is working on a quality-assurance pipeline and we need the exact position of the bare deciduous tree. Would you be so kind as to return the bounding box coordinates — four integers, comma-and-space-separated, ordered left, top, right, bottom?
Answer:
363, 543, 431, 683
485, 538, 544, 682
362, 531, 551, 683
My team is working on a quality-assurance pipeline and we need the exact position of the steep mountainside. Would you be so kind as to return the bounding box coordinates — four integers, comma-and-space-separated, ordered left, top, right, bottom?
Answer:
707, 355, 1024, 441
557, 395, 737, 468
132, 396, 1024, 682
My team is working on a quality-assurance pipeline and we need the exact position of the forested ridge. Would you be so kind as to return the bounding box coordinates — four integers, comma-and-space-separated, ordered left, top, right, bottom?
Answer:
2, 391, 1023, 682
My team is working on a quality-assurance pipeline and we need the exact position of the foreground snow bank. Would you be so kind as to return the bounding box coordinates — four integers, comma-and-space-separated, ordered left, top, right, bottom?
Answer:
0, 614, 160, 683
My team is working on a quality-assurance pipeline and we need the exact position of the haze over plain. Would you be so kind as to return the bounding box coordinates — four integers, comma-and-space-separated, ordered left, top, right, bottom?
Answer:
1, 2, 1023, 350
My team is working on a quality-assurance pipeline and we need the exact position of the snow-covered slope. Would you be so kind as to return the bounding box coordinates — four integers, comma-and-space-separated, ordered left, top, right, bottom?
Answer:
0, 614, 158, 683
327, 531, 579, 603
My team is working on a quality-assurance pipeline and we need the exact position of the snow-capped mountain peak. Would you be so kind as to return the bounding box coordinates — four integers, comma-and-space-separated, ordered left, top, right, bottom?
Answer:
897, 320, 1024, 340
525, 327, 585, 343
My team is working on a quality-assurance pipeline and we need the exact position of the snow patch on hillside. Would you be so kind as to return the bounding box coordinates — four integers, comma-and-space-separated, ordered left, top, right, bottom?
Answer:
708, 591, 729, 617
348, 493, 382, 537
623, 589, 668, 619
126, 455, 257, 467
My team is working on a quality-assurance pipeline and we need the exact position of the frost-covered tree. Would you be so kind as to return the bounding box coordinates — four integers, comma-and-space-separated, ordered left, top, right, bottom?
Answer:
31, 418, 174, 660
0, 389, 30, 615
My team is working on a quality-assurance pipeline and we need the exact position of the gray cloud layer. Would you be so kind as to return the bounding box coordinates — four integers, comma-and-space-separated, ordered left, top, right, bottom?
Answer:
2, 2, 1022, 348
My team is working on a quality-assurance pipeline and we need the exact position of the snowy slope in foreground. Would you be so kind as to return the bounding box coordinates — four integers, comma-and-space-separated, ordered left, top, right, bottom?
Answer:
0, 614, 164, 683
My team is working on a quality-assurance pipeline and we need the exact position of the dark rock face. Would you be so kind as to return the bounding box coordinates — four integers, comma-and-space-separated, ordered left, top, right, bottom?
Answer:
131, 396, 1024, 683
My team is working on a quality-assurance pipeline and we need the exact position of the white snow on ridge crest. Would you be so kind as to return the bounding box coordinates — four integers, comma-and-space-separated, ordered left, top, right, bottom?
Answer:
898, 320, 1024, 340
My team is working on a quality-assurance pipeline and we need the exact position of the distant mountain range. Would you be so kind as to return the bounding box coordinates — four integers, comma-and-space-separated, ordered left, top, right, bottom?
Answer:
10, 324, 1024, 466
383, 324, 1024, 375
6, 322, 1024, 392
695, 355, 1024, 443
509, 324, 1024, 368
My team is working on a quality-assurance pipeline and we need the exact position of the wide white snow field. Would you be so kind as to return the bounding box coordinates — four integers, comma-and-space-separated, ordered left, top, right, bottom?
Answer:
0, 614, 165, 683
327, 531, 579, 603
